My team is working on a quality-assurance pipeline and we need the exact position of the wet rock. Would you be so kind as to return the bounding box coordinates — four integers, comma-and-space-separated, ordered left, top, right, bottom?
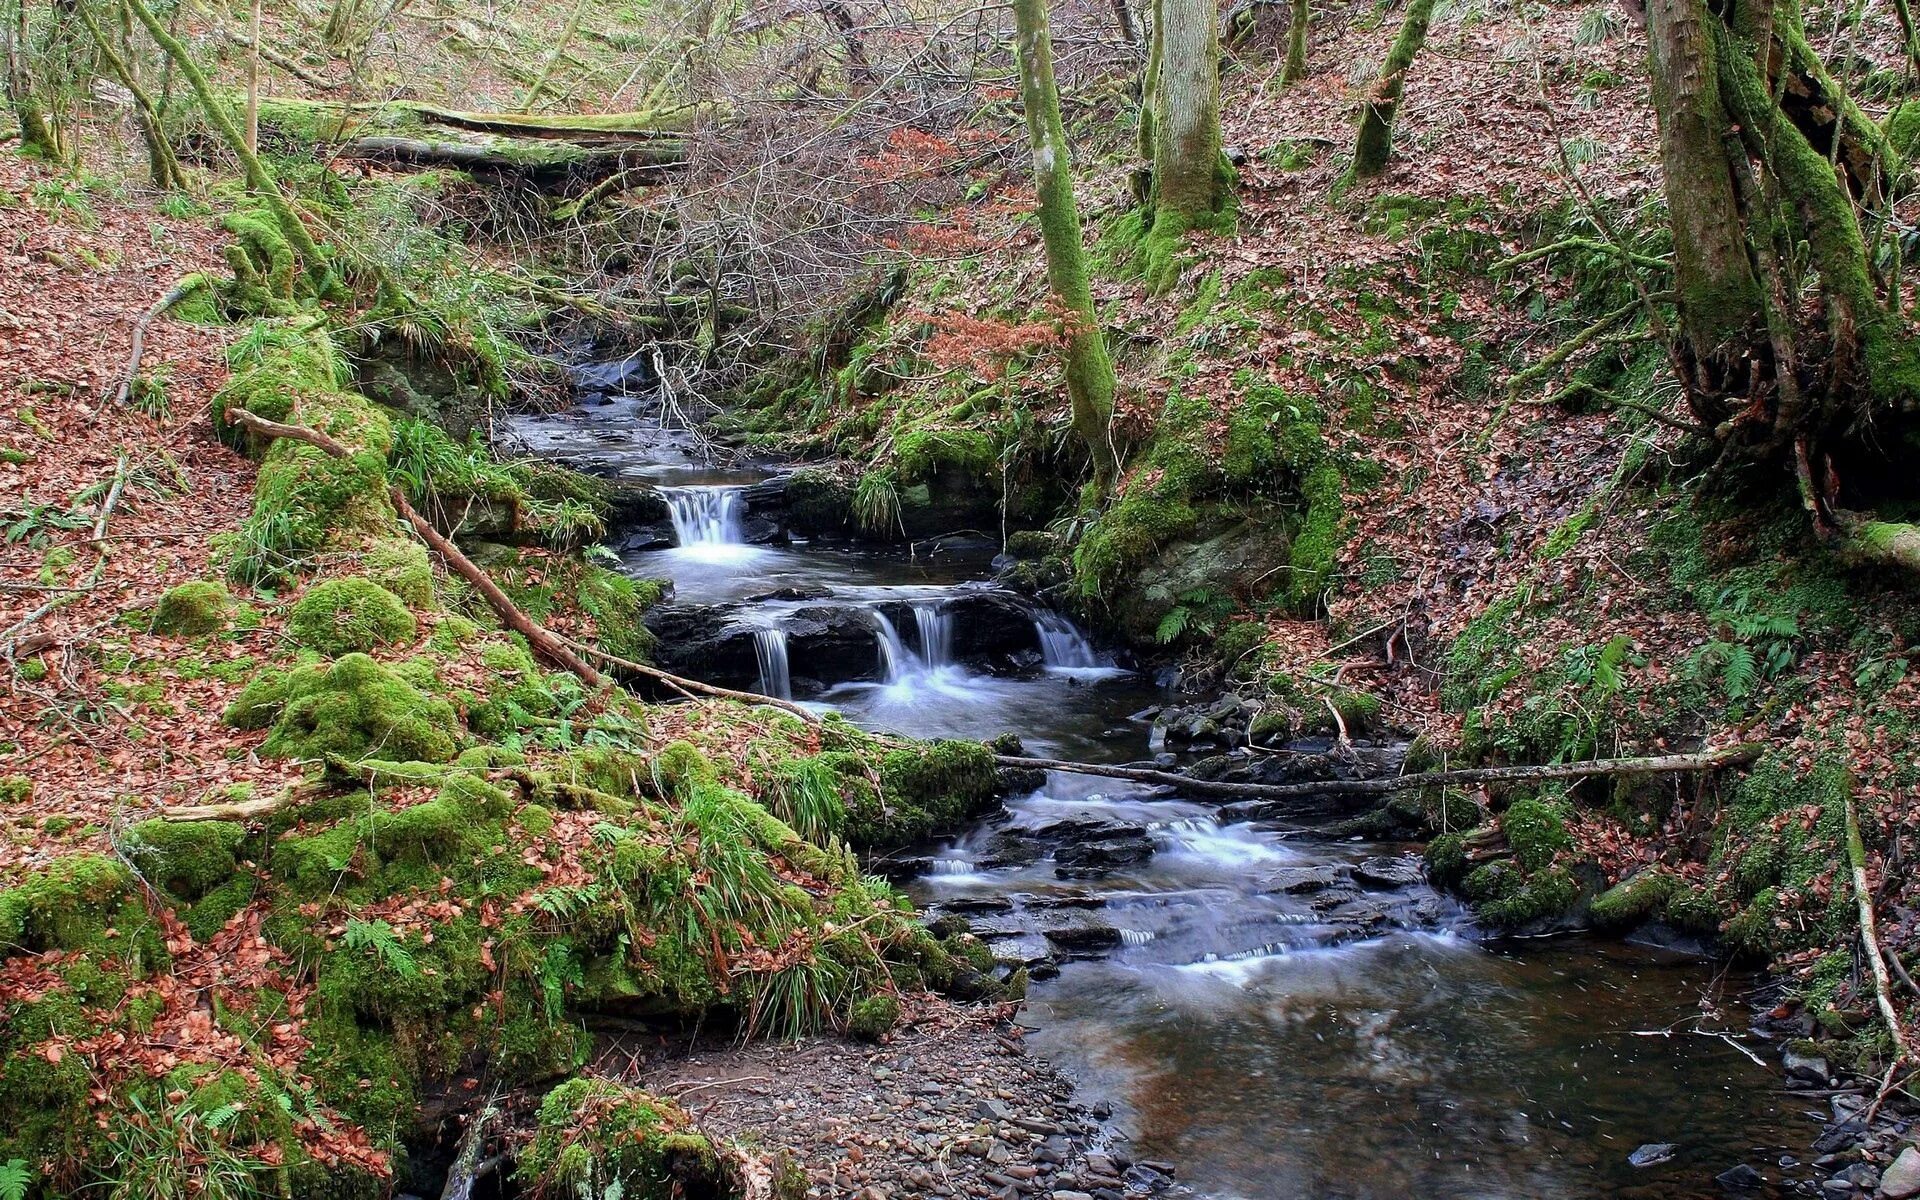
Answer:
1053, 838, 1154, 875
1036, 914, 1122, 951
1265, 865, 1346, 895
1352, 855, 1425, 890
1715, 1163, 1765, 1191
1837, 1163, 1880, 1189
1629, 1143, 1678, 1168
1879, 1147, 1920, 1198
1785, 1047, 1834, 1086
1814, 1121, 1868, 1156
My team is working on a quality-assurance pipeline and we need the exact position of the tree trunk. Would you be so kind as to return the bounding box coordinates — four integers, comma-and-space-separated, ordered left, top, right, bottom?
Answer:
1012, 0, 1121, 490
1645, 0, 1920, 571
124, 0, 333, 294
1351, 0, 1436, 179
1147, 0, 1226, 219
1282, 0, 1308, 84
73, 0, 183, 188
244, 0, 260, 155
5, 0, 60, 161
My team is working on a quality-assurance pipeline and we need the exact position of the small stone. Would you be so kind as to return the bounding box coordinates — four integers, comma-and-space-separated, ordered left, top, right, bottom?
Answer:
1838, 1163, 1880, 1189
1823, 1181, 1859, 1197
1880, 1146, 1920, 1198
1084, 1154, 1116, 1177
1629, 1144, 1678, 1168
977, 1098, 1014, 1122
1138, 1160, 1176, 1176
1716, 1164, 1765, 1191
1050, 1192, 1094, 1200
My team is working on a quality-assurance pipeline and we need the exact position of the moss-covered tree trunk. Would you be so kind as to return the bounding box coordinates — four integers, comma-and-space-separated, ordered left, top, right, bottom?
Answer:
1647, 0, 1920, 571
1012, 0, 1120, 489
1351, 0, 1436, 179
6, 0, 62, 161
1131, 0, 1231, 291
75, 0, 182, 188
1282, 0, 1308, 84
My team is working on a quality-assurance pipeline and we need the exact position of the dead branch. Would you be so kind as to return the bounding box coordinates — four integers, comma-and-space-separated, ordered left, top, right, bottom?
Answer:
113, 277, 204, 407
1846, 789, 1912, 1085
990, 743, 1763, 801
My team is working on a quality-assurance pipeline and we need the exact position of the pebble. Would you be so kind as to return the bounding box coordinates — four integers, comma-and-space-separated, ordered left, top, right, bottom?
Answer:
1715, 1163, 1765, 1191
1629, 1143, 1678, 1168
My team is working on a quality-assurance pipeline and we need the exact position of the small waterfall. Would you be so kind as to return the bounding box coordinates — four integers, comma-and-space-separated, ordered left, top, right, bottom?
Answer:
1119, 928, 1157, 946
930, 858, 978, 876
873, 610, 913, 683
913, 602, 954, 669
752, 628, 791, 700
662, 486, 744, 547
1035, 610, 1111, 669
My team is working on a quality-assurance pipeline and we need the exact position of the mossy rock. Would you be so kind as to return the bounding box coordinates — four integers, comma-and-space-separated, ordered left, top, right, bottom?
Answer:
229, 653, 460, 771
121, 819, 245, 903
151, 580, 233, 636
1588, 869, 1676, 932
847, 993, 900, 1041
364, 537, 433, 607
0, 855, 154, 957
518, 1079, 727, 1200
288, 578, 418, 656
1499, 796, 1572, 872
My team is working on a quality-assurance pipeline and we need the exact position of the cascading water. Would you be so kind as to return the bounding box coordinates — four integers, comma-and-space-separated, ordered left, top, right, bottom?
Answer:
872, 610, 913, 683
662, 486, 745, 547
751, 628, 791, 700
1034, 609, 1117, 673
912, 602, 953, 669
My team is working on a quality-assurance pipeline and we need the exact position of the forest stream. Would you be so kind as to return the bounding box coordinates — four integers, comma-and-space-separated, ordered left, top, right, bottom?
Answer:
503, 360, 1821, 1200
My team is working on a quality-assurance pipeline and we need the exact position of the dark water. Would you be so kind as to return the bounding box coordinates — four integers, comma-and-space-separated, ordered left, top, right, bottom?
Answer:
505, 393, 1811, 1200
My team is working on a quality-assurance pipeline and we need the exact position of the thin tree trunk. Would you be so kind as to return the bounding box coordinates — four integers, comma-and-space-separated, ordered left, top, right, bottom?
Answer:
123, 0, 332, 291
1137, 0, 1229, 290
5, 0, 59, 160
521, 0, 590, 109
993, 743, 1763, 801
1012, 0, 1120, 490
244, 0, 260, 155
1351, 0, 1437, 179
73, 0, 183, 187
1282, 0, 1308, 84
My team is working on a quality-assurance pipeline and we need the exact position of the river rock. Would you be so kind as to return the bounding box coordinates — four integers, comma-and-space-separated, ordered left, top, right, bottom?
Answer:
1352, 855, 1425, 890
1879, 1147, 1920, 1198
1715, 1163, 1765, 1190
1785, 1047, 1834, 1085
1053, 838, 1154, 876
1629, 1143, 1677, 1168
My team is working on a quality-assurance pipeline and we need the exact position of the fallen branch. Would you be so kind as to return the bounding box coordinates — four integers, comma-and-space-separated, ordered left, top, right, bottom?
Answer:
440, 1102, 501, 1200
1846, 789, 1912, 1093
222, 407, 603, 687
558, 635, 823, 725
990, 743, 1763, 801
113, 276, 204, 407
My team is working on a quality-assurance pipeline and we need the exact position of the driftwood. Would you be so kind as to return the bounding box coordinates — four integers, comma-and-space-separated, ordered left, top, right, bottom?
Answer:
990, 743, 1763, 801
222, 407, 604, 688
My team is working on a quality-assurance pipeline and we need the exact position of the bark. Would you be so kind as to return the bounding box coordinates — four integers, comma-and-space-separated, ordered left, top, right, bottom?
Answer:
1845, 789, 1912, 1061
337, 134, 685, 179
1351, 0, 1437, 179
993, 743, 1763, 801
1282, 0, 1309, 84
5, 0, 60, 160
244, 0, 260, 155
1012, 0, 1121, 489
521, 0, 591, 109
1147, 0, 1227, 226
1644, 0, 1762, 367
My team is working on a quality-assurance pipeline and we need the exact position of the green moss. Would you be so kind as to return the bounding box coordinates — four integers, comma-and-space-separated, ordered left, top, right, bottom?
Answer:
288, 578, 418, 656
151, 580, 233, 636
0, 855, 153, 956
234, 653, 460, 772
1588, 869, 1675, 931
364, 537, 433, 606
847, 993, 900, 1040
812, 739, 999, 849
1500, 796, 1572, 872
121, 820, 245, 902
0, 775, 30, 804
518, 1079, 723, 1200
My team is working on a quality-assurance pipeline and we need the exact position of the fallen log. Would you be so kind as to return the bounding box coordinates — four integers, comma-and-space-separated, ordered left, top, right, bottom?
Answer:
989, 743, 1763, 801
338, 134, 685, 178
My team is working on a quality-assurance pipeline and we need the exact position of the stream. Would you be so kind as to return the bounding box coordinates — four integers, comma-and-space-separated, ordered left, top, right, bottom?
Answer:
505, 376, 1818, 1199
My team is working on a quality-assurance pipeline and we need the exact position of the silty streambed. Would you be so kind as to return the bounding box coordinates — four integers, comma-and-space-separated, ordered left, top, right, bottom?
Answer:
504, 380, 1814, 1199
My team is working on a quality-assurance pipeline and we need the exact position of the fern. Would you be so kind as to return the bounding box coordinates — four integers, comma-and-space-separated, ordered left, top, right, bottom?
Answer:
0, 1159, 33, 1200
343, 918, 417, 977
205, 1101, 246, 1130
1155, 605, 1192, 645
1721, 643, 1759, 699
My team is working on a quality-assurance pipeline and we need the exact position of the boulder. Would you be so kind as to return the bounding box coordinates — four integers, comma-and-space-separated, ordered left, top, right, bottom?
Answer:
1877, 1146, 1920, 1198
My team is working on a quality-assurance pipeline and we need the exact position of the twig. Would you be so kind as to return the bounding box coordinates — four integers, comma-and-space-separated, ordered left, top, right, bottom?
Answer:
112, 277, 202, 407
1846, 788, 1912, 1092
